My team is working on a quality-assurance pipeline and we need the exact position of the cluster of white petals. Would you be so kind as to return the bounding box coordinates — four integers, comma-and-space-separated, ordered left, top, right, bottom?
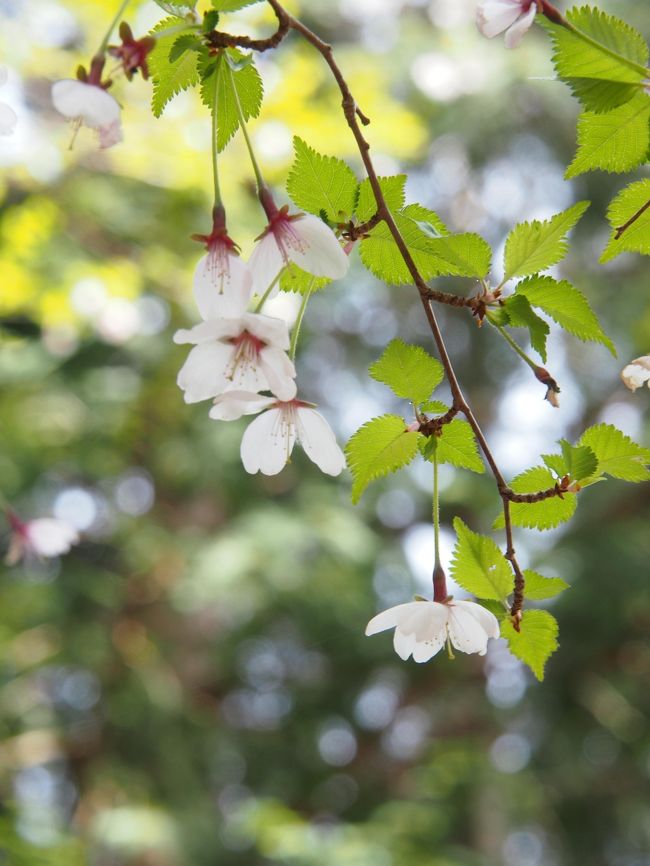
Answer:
6, 516, 79, 566
52, 79, 122, 148
0, 66, 17, 136
176, 203, 350, 476
366, 598, 500, 662
621, 355, 650, 392
476, 0, 537, 48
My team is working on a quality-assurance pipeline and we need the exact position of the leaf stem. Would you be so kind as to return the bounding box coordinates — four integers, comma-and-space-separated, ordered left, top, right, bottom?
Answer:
289, 277, 315, 361
253, 270, 283, 312
97, 0, 132, 56
433, 454, 441, 568
491, 321, 538, 372
211, 71, 223, 208
227, 60, 266, 191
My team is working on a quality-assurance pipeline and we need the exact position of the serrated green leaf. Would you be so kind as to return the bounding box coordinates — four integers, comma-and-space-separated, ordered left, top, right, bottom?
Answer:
523, 569, 569, 601
359, 204, 447, 285
279, 263, 330, 295
515, 275, 615, 355
369, 339, 444, 404
421, 421, 485, 474
286, 137, 358, 224
478, 600, 509, 621
450, 518, 513, 602
346, 415, 419, 504
168, 33, 202, 63
355, 176, 406, 222
578, 423, 650, 483
559, 440, 598, 482
542, 452, 567, 478
199, 48, 263, 151
503, 294, 550, 362
560, 78, 641, 112
154, 0, 196, 13
494, 466, 577, 531
565, 95, 650, 179
420, 400, 449, 415
212, 0, 263, 9
600, 179, 650, 263
502, 609, 559, 681
149, 18, 203, 117
503, 201, 589, 281
425, 232, 492, 279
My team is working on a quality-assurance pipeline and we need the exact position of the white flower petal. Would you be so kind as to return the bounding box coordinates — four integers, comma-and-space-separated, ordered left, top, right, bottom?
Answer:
173, 319, 239, 345
177, 342, 233, 403
258, 346, 297, 401
240, 408, 296, 475
447, 604, 491, 655
289, 214, 350, 280
393, 628, 417, 660
453, 600, 500, 639
504, 3, 537, 48
0, 102, 17, 136
476, 0, 524, 37
27, 519, 79, 557
412, 632, 446, 663
98, 118, 122, 148
249, 233, 285, 298
52, 79, 120, 127
365, 601, 425, 636
621, 355, 650, 391
193, 252, 252, 320
241, 312, 290, 349
210, 391, 276, 421
295, 407, 346, 476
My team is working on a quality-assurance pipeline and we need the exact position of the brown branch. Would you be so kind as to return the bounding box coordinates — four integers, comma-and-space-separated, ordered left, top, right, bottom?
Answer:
503, 484, 564, 504
205, 5, 289, 52
264, 0, 529, 621
418, 405, 460, 436
614, 196, 650, 240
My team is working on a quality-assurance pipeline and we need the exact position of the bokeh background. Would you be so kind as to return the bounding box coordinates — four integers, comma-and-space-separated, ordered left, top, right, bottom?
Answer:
1, 0, 649, 863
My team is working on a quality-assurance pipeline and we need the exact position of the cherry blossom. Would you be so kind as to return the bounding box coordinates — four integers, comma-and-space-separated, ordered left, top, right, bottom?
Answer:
108, 23, 156, 81
477, 0, 537, 48
192, 212, 253, 319
0, 66, 17, 136
621, 355, 650, 392
174, 314, 296, 404
249, 192, 349, 297
6, 512, 79, 566
366, 598, 500, 662
209, 391, 346, 476
52, 79, 122, 148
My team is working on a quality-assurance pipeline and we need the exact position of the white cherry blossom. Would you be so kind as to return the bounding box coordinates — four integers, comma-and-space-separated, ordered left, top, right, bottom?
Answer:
210, 391, 346, 477
0, 66, 17, 136
192, 215, 253, 319
366, 598, 500, 662
6, 513, 79, 565
174, 313, 296, 403
52, 79, 122, 148
621, 355, 650, 392
477, 0, 537, 48
249, 204, 349, 298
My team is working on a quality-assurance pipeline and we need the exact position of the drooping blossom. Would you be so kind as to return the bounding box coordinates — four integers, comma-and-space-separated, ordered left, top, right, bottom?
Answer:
108, 22, 156, 81
366, 598, 500, 662
621, 355, 650, 392
191, 208, 253, 319
249, 188, 349, 297
52, 78, 122, 148
0, 66, 17, 136
477, 0, 537, 48
174, 314, 296, 404
5, 512, 79, 566
209, 391, 346, 477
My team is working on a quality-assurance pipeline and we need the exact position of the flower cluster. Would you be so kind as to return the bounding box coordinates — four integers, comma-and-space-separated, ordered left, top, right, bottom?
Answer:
174, 198, 349, 477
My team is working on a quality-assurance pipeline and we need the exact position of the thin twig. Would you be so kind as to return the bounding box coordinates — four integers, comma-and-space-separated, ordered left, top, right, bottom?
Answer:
614, 196, 650, 240
205, 4, 289, 52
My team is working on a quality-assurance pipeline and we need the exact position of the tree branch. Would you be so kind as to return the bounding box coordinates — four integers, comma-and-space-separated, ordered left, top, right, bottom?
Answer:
205, 4, 289, 52
614, 196, 650, 240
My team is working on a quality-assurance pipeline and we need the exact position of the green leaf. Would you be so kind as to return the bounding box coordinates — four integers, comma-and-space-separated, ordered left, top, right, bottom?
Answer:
559, 440, 598, 483
199, 48, 263, 151
369, 339, 444, 404
149, 18, 203, 117
502, 294, 550, 362
493, 466, 577, 531
359, 204, 447, 285
565, 95, 650, 179
502, 610, 559, 681
560, 78, 641, 113
211, 0, 263, 9
286, 137, 358, 224
420, 400, 449, 415
421, 421, 485, 474
346, 415, 419, 504
503, 201, 589, 280
515, 275, 615, 355
600, 179, 650, 263
168, 33, 203, 63
542, 452, 567, 478
578, 423, 650, 483
279, 263, 330, 295
424, 233, 492, 279
450, 518, 513, 602
154, 0, 197, 13
355, 176, 406, 222
478, 600, 509, 621
523, 570, 569, 601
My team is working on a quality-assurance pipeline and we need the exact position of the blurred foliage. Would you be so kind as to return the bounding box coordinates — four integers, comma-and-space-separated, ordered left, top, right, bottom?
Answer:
1, 1, 649, 865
